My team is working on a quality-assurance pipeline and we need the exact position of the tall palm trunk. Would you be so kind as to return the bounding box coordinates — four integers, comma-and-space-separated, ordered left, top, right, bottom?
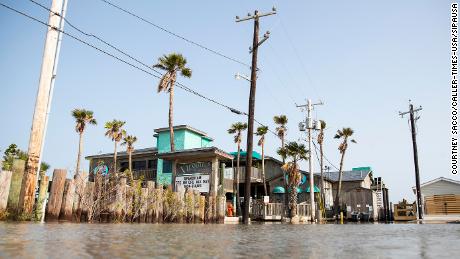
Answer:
261, 141, 267, 196
334, 144, 347, 215
319, 138, 325, 215
113, 141, 118, 174
128, 150, 132, 173
128, 150, 134, 184
75, 131, 83, 178
281, 135, 289, 216
168, 80, 175, 152
235, 142, 241, 215
289, 160, 298, 218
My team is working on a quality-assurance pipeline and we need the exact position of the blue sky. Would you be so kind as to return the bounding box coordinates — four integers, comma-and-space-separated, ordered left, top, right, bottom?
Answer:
0, 0, 452, 202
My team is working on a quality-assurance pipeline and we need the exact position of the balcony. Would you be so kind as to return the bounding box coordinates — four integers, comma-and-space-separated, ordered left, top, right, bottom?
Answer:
223, 167, 262, 183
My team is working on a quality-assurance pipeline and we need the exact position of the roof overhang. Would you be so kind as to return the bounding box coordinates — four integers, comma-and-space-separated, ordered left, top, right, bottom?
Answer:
157, 147, 234, 162
153, 125, 212, 139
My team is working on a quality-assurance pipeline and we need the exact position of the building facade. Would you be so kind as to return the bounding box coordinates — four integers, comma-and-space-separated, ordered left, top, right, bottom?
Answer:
413, 177, 460, 215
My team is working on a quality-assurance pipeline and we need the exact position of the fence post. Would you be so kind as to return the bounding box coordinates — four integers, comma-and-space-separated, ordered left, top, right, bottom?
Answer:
45, 169, 67, 221
73, 171, 87, 222
59, 179, 75, 221
0, 171, 13, 212
7, 160, 25, 214
81, 181, 95, 222
146, 181, 155, 223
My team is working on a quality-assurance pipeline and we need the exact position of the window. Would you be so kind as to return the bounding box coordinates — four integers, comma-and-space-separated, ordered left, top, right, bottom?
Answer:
120, 162, 129, 172
132, 161, 146, 171
163, 160, 172, 173
148, 159, 157, 169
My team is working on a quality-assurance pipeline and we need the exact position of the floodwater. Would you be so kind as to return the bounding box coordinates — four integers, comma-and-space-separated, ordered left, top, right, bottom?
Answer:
0, 222, 459, 258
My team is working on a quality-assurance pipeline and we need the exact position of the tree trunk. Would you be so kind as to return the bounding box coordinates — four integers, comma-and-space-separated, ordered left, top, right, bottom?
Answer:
281, 135, 289, 217
168, 81, 175, 152
75, 131, 83, 178
262, 141, 267, 196
289, 183, 297, 218
128, 150, 132, 173
319, 136, 325, 216
235, 142, 241, 216
113, 141, 118, 175
334, 144, 347, 216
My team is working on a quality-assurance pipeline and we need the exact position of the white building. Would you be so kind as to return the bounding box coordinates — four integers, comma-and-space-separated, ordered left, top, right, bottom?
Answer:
413, 177, 460, 215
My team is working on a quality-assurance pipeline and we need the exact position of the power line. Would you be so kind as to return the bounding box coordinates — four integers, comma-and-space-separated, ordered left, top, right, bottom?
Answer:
28, 0, 248, 115
28, 0, 159, 76
97, 0, 251, 69
2, 2, 247, 116
5, 2, 325, 168
312, 141, 339, 171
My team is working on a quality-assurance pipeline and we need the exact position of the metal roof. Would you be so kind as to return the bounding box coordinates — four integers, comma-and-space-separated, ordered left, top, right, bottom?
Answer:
319, 169, 371, 182
85, 147, 157, 160
412, 177, 460, 190
229, 151, 262, 160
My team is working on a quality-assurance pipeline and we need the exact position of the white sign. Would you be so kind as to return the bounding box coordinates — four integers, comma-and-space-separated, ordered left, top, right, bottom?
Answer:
263, 196, 270, 204
175, 174, 210, 193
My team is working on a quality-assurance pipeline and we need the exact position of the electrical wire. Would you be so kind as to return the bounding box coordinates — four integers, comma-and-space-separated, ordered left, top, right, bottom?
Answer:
5, 2, 246, 116
312, 141, 339, 171
97, 0, 251, 69
5, 2, 335, 169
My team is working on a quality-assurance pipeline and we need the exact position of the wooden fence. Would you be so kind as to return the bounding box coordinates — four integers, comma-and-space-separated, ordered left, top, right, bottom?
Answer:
425, 194, 460, 215
1, 166, 225, 223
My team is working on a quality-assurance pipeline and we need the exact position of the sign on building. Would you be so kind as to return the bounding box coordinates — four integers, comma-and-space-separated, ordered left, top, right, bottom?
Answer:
178, 161, 212, 175
175, 174, 210, 193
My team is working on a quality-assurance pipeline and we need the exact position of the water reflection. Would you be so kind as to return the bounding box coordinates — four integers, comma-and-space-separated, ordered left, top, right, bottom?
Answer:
0, 223, 459, 258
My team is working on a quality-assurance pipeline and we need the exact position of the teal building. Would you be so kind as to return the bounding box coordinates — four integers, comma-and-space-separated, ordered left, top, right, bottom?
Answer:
154, 125, 214, 185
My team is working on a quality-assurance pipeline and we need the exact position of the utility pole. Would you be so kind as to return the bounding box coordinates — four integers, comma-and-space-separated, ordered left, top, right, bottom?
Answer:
18, 0, 66, 214
236, 7, 276, 224
37, 0, 69, 182
399, 101, 423, 220
297, 99, 323, 222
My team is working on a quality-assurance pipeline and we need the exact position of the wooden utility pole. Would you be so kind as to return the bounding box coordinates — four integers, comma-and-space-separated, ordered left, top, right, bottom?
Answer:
18, 0, 66, 214
236, 7, 276, 224
399, 101, 423, 220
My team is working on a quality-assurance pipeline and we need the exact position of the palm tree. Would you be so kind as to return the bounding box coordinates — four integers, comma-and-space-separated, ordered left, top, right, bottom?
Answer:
274, 115, 289, 214
333, 127, 357, 216
121, 134, 137, 182
228, 122, 247, 215
104, 120, 126, 175
256, 126, 269, 196
277, 141, 309, 219
273, 115, 288, 152
317, 120, 326, 215
153, 53, 192, 152
72, 109, 97, 178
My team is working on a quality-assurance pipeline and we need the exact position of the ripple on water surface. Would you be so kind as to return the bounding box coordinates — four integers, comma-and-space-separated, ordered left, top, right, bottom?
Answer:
0, 223, 459, 258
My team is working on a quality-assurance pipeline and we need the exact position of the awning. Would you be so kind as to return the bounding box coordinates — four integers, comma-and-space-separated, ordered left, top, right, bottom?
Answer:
229, 151, 262, 160
305, 185, 320, 193
273, 186, 302, 194
273, 186, 285, 194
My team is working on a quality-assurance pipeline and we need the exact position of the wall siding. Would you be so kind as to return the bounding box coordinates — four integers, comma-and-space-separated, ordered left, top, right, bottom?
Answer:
420, 180, 460, 196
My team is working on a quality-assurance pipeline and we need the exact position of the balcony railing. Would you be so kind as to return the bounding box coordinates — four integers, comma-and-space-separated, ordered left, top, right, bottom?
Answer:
132, 169, 157, 181
223, 167, 262, 183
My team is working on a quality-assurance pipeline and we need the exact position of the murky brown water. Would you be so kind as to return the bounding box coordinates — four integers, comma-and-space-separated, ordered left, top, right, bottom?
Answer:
0, 222, 459, 258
